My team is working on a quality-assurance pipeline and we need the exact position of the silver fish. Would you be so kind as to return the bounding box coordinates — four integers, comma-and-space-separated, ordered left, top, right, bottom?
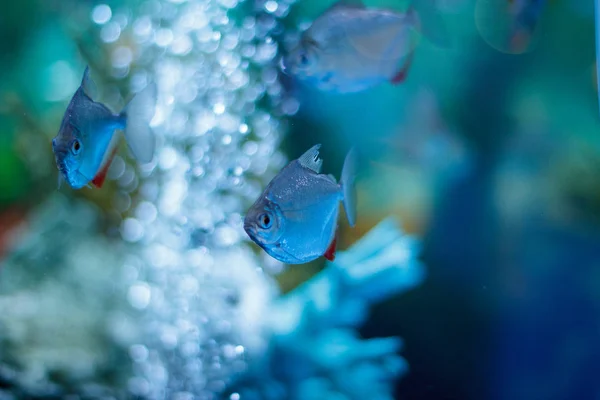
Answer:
52, 67, 156, 189
281, 0, 447, 93
244, 144, 357, 264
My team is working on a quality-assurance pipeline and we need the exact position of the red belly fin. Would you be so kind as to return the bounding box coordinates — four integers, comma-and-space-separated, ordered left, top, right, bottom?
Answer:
323, 234, 338, 261
92, 146, 118, 188
390, 51, 416, 85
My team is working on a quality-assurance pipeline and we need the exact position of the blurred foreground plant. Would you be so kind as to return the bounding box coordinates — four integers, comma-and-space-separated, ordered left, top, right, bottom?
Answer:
226, 217, 424, 400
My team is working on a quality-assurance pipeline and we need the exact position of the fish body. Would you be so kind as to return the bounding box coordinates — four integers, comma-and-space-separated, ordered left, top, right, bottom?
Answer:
52, 67, 156, 189
508, 0, 546, 52
282, 1, 424, 93
475, 0, 546, 54
244, 144, 357, 264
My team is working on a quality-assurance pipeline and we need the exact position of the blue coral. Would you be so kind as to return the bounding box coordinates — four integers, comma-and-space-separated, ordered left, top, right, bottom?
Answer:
226, 217, 425, 400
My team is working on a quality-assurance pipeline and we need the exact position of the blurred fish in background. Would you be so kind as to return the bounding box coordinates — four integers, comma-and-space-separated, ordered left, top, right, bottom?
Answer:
475, 0, 547, 54
281, 0, 450, 93
366, 87, 472, 231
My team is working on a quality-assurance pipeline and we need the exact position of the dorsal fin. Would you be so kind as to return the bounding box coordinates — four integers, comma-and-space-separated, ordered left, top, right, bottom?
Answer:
80, 66, 99, 100
298, 144, 323, 173
326, 0, 365, 13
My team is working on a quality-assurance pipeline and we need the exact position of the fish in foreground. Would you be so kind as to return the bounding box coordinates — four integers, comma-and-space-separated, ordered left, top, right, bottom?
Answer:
281, 0, 448, 93
52, 67, 156, 189
244, 144, 357, 264
475, 0, 546, 54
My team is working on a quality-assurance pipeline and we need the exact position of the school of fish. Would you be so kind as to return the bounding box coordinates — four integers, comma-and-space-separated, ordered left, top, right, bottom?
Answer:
51, 0, 600, 264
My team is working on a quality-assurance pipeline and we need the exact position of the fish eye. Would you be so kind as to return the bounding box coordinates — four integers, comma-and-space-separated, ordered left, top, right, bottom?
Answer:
71, 139, 82, 155
299, 52, 309, 66
258, 213, 272, 229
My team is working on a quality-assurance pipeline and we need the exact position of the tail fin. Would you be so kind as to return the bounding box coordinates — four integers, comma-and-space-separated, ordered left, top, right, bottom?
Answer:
341, 148, 357, 227
120, 82, 157, 164
408, 0, 452, 49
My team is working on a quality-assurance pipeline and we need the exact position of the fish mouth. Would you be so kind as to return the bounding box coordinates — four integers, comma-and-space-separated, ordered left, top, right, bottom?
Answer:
56, 163, 72, 185
243, 223, 304, 264
243, 221, 256, 238
56, 162, 91, 189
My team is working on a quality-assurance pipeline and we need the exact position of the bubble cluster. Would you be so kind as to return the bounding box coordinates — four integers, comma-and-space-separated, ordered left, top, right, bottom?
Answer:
0, 196, 136, 398
88, 0, 294, 398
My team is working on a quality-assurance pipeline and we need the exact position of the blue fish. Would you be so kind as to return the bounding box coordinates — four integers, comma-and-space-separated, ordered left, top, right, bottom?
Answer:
281, 0, 448, 93
52, 67, 156, 189
244, 144, 357, 264
507, 0, 546, 52
475, 0, 546, 54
